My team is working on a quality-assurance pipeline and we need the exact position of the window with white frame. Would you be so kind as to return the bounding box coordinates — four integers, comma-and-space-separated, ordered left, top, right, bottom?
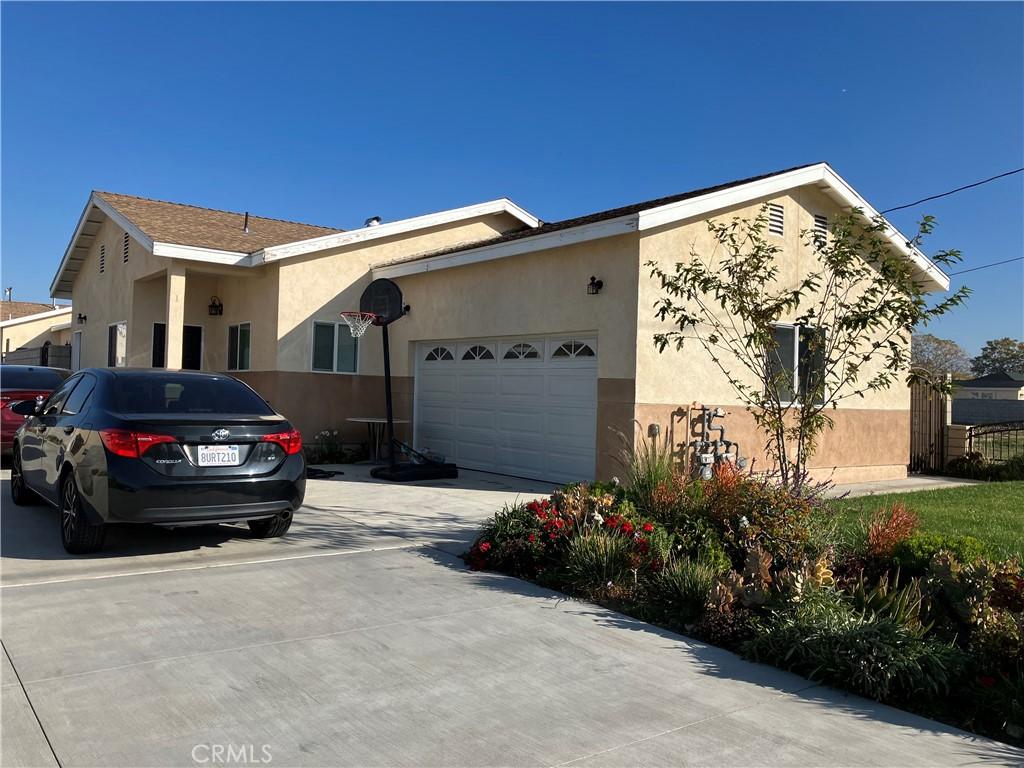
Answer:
228, 322, 251, 371
503, 342, 540, 360
461, 345, 494, 360
312, 322, 357, 373
552, 340, 596, 358
767, 324, 826, 405
424, 346, 454, 361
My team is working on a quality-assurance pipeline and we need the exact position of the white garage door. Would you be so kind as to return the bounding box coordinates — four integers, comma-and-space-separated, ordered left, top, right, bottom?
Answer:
414, 337, 598, 483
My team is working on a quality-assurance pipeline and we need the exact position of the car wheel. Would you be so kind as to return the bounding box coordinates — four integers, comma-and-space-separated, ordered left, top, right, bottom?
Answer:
10, 447, 36, 506
60, 472, 105, 554
248, 512, 292, 538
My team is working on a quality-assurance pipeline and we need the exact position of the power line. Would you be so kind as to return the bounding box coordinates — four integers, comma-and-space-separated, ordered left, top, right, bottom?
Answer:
880, 167, 1024, 214
948, 256, 1024, 276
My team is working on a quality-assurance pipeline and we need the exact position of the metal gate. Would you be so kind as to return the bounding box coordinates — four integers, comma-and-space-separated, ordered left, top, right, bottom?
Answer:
909, 380, 948, 473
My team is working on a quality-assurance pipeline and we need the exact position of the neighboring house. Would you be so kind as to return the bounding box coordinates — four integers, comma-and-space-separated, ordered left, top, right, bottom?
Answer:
0, 302, 73, 363
49, 163, 949, 483
953, 371, 1024, 400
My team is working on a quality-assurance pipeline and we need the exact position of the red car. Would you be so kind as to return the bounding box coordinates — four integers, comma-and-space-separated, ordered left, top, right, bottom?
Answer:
2, 365, 72, 456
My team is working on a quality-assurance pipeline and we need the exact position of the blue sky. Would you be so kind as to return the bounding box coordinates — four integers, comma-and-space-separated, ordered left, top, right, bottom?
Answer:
2, 2, 1021, 354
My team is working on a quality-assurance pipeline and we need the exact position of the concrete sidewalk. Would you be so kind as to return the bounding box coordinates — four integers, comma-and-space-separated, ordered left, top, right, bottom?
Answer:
2, 467, 1020, 767
829, 474, 981, 498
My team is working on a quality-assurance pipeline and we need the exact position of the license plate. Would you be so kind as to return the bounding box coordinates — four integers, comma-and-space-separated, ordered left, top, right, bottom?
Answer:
197, 444, 241, 467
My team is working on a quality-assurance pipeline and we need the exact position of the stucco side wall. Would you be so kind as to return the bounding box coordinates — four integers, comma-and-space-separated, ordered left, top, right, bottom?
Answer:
275, 213, 525, 375
384, 231, 641, 380
0, 310, 73, 355
637, 186, 910, 412
69, 219, 166, 368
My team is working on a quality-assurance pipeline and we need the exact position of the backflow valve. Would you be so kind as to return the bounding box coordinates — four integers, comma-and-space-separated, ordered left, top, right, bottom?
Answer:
691, 405, 748, 480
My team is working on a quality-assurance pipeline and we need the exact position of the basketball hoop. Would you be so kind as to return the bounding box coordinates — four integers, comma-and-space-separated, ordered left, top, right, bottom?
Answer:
339, 311, 378, 338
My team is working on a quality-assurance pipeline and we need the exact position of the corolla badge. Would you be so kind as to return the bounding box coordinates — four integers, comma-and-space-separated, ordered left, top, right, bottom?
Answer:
212, 428, 231, 441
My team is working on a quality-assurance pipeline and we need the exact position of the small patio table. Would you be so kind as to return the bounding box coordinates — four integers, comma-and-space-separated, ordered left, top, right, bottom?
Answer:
346, 417, 410, 462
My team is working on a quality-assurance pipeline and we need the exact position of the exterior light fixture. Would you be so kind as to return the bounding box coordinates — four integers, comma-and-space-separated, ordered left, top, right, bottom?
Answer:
587, 276, 604, 295
76, 313, 87, 324
208, 296, 224, 316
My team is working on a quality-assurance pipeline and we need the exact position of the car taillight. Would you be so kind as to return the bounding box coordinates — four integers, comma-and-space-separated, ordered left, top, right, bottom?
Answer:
99, 429, 177, 458
261, 428, 302, 455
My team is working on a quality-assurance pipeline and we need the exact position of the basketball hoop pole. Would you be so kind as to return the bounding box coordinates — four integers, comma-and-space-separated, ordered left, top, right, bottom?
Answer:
381, 323, 397, 470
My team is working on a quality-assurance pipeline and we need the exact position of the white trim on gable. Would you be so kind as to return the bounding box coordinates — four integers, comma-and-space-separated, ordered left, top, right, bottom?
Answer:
372, 164, 950, 292
373, 214, 639, 279
253, 198, 540, 264
151, 241, 252, 266
0, 306, 73, 329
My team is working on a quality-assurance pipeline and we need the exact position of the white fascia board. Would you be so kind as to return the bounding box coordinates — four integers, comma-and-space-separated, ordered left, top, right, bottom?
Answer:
0, 306, 73, 329
254, 199, 540, 265
50, 193, 157, 299
373, 214, 638, 279
637, 163, 950, 292
151, 241, 253, 266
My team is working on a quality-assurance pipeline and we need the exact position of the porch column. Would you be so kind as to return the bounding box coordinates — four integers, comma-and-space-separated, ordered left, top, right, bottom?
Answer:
165, 262, 186, 371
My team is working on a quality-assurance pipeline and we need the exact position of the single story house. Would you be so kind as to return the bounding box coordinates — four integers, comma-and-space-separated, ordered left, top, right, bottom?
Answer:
0, 301, 73, 363
50, 163, 949, 483
953, 371, 1024, 400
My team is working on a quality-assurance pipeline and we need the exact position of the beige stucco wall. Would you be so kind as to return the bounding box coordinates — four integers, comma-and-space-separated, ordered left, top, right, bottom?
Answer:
274, 213, 525, 376
0, 310, 73, 356
635, 186, 913, 480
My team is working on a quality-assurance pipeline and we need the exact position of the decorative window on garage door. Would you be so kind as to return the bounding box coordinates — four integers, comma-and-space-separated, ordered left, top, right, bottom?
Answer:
462, 345, 494, 360
503, 342, 540, 360
552, 340, 596, 359
424, 346, 454, 361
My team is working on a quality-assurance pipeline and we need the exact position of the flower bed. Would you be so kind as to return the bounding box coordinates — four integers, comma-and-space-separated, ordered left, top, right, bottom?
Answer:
465, 464, 1023, 746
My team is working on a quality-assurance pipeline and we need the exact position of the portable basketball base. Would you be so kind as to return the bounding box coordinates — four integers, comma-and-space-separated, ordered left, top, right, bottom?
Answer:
341, 279, 458, 482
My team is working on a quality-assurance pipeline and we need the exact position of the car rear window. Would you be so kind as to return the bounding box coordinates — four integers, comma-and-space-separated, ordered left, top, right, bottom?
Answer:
1, 367, 71, 390
109, 375, 275, 416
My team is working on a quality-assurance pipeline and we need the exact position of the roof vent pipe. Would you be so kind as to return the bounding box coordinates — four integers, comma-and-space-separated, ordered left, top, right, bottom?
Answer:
365, 216, 382, 227
243, 212, 250, 233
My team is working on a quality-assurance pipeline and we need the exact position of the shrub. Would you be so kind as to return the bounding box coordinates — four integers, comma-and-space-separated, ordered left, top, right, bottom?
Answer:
947, 452, 1024, 481
866, 502, 919, 559
743, 588, 967, 704
693, 607, 765, 651
672, 515, 732, 574
894, 533, 990, 576
652, 556, 721, 623
616, 426, 679, 517
565, 530, 633, 591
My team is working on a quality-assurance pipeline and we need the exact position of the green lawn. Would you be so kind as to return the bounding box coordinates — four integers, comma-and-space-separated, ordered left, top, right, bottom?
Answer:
832, 482, 1024, 560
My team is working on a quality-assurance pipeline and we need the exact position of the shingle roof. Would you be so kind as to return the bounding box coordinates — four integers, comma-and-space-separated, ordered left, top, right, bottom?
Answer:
956, 371, 1024, 388
1, 300, 68, 322
95, 191, 343, 254
392, 162, 822, 266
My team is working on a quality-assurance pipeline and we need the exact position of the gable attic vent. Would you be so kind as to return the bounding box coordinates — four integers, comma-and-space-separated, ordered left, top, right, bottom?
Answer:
767, 203, 785, 236
123, 232, 130, 263
813, 214, 828, 246
99, 245, 106, 274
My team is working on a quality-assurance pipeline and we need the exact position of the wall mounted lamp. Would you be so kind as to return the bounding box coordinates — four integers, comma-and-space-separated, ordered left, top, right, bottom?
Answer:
208, 296, 224, 316
76, 313, 87, 324
587, 276, 604, 295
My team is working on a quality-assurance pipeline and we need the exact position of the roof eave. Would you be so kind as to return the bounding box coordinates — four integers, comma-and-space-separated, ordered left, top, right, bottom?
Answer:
252, 198, 540, 265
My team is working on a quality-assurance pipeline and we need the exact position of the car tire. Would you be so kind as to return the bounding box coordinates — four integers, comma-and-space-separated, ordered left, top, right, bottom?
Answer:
248, 512, 292, 538
10, 446, 36, 506
60, 472, 105, 554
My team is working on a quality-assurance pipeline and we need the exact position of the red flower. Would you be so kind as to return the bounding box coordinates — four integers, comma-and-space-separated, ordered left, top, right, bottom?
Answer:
479, 541, 492, 553
528, 533, 536, 543
554, 519, 565, 529
621, 522, 635, 535
978, 675, 996, 688
642, 522, 655, 533
549, 532, 558, 540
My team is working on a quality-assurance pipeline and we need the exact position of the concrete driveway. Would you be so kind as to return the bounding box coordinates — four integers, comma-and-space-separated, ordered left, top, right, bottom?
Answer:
1, 466, 1020, 767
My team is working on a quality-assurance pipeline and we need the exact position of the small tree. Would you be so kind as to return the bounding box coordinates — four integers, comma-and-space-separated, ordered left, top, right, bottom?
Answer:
911, 333, 972, 380
970, 337, 1024, 376
648, 208, 968, 488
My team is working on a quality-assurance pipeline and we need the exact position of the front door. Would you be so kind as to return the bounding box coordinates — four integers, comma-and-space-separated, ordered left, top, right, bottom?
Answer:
182, 325, 203, 370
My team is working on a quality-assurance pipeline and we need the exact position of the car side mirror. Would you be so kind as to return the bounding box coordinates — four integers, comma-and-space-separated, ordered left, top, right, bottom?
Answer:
11, 399, 39, 416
